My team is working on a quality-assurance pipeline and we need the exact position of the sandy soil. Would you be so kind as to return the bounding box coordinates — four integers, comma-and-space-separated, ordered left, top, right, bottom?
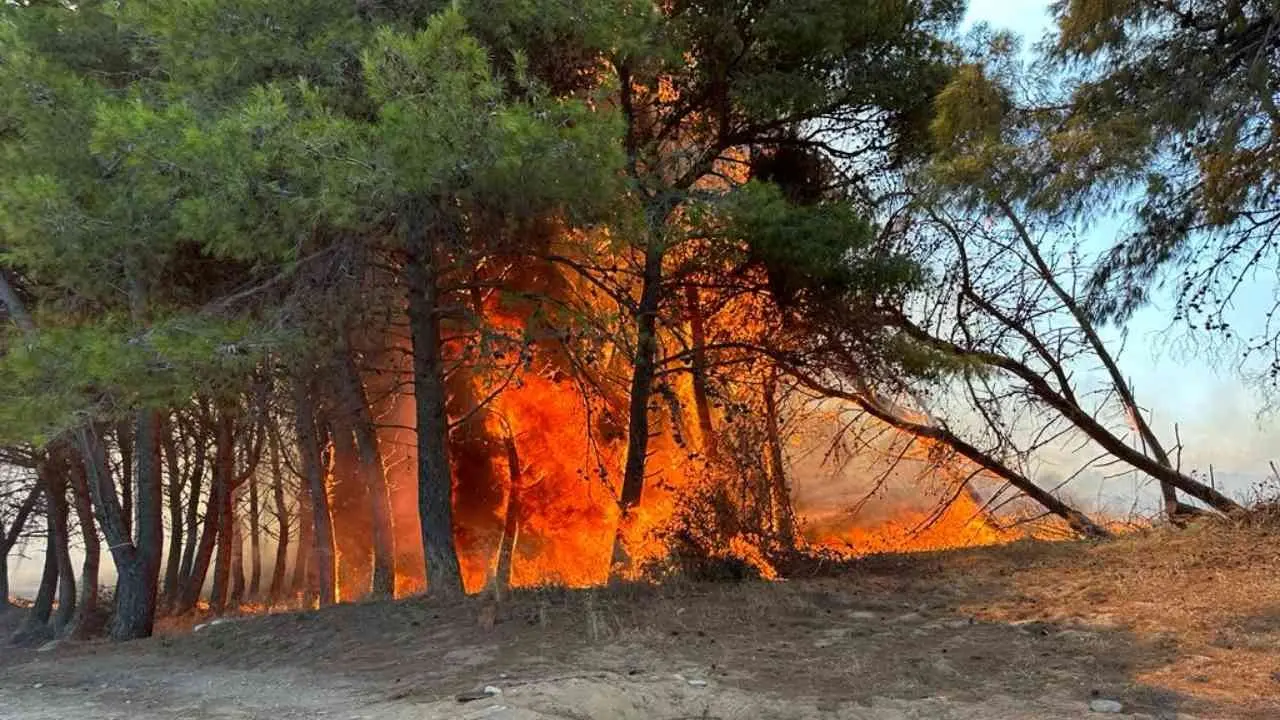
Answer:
2, 518, 1278, 719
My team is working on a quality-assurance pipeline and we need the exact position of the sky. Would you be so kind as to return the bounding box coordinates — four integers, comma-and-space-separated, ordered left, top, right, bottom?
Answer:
962, 1, 1279, 505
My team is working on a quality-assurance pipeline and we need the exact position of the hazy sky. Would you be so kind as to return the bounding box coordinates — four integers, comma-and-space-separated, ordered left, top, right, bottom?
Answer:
961, 2, 1278, 504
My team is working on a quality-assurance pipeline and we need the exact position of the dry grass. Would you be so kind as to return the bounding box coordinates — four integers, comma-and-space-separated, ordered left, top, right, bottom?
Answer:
7, 517, 1279, 719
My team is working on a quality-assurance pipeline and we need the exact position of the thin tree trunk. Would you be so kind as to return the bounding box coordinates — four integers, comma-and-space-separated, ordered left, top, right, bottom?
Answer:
995, 200, 1194, 518
247, 469, 262, 600
44, 463, 77, 635
294, 380, 336, 606
762, 367, 795, 547
293, 479, 315, 605
176, 414, 229, 615
405, 213, 464, 599
340, 351, 395, 599
685, 285, 717, 460
68, 461, 103, 640
267, 428, 290, 604
161, 420, 186, 609
613, 236, 665, 573
13, 525, 58, 644
229, 493, 246, 608
117, 421, 134, 542
1, 484, 40, 611
177, 432, 206, 597
494, 435, 523, 597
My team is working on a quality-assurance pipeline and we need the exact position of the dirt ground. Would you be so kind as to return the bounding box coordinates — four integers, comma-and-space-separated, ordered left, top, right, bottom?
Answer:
2, 518, 1278, 719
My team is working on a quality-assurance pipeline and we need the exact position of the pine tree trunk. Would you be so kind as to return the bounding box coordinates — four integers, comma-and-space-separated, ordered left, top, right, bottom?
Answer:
613, 236, 665, 574
494, 435, 523, 596
45, 465, 77, 635
247, 470, 262, 600
120, 410, 164, 640
13, 525, 58, 644
177, 438, 205, 596
405, 212, 464, 599
68, 461, 103, 640
341, 352, 396, 599
268, 429, 290, 604
685, 286, 717, 460
177, 414, 230, 615
292, 472, 314, 604
229, 494, 246, 608
117, 421, 134, 542
294, 380, 337, 606
1, 484, 40, 611
161, 421, 186, 609
209, 468, 235, 614
763, 367, 795, 547
328, 418, 365, 601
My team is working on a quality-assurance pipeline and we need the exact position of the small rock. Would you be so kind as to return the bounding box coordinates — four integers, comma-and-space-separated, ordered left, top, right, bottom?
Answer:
456, 687, 500, 703
36, 640, 61, 653
891, 612, 923, 624
687, 679, 708, 687
32, 683, 43, 689
1089, 699, 1124, 713
848, 610, 879, 621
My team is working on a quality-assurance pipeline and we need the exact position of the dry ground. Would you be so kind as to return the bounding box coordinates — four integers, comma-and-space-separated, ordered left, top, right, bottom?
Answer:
2, 518, 1278, 719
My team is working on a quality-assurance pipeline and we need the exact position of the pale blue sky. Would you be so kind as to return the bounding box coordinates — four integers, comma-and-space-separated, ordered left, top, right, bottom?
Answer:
962, 1, 1277, 503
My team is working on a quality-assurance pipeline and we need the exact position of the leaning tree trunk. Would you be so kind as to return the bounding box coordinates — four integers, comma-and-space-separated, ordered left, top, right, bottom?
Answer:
405, 212, 464, 599
294, 380, 336, 607
13, 525, 58, 644
68, 461, 103, 640
613, 235, 665, 574
340, 351, 396, 599
1, 484, 40, 612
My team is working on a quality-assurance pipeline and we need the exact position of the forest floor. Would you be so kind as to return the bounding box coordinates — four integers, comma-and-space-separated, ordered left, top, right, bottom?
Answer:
2, 518, 1279, 720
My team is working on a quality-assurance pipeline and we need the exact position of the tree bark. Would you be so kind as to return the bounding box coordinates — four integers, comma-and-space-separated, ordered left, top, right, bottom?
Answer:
267, 428, 290, 604
13, 524, 58, 644
340, 351, 396, 599
405, 211, 465, 599
494, 435, 523, 597
613, 236, 665, 573
67, 461, 103, 640
161, 419, 186, 610
177, 429, 206, 601
685, 285, 717, 460
176, 414, 230, 615
43, 462, 77, 635
209, 439, 236, 614
229, 491, 246, 608
247, 468, 262, 600
294, 379, 336, 606
120, 411, 164, 640
293, 478, 315, 605
762, 367, 795, 547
